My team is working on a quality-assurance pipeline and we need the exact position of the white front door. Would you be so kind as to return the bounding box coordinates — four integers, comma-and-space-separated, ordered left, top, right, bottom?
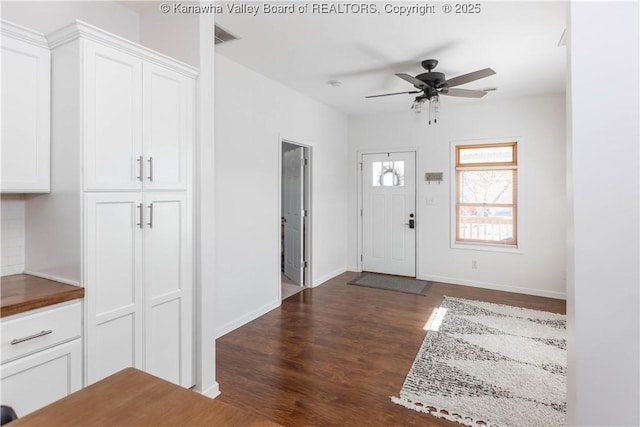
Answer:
362, 151, 416, 277
283, 146, 304, 285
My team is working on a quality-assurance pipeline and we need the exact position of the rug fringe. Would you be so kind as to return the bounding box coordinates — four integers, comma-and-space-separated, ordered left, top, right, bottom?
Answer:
390, 396, 495, 427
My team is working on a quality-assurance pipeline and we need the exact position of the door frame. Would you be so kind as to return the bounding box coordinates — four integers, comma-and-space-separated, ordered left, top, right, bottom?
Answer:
278, 136, 312, 297
357, 148, 419, 276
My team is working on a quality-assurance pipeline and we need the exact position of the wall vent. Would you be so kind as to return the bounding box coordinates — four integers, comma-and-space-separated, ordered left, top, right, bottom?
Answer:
215, 25, 238, 45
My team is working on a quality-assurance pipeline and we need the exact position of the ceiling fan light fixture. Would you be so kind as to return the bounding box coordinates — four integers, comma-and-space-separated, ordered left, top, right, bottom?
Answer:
412, 98, 426, 113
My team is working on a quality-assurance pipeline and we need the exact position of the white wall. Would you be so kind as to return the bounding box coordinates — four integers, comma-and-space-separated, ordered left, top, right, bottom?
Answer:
214, 53, 348, 337
0, 1, 140, 41
349, 94, 567, 299
1, 195, 25, 276
567, 2, 640, 425
138, 1, 199, 67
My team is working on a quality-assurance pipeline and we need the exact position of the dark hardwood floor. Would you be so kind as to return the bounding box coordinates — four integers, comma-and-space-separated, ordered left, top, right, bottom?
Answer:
216, 271, 566, 427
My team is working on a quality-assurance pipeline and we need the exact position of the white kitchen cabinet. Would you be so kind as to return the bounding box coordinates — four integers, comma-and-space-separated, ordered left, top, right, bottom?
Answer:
0, 302, 82, 418
84, 41, 190, 191
1, 21, 50, 193
23, 21, 197, 389
84, 193, 143, 384
84, 192, 192, 386
142, 193, 192, 385
142, 64, 190, 191
84, 41, 143, 191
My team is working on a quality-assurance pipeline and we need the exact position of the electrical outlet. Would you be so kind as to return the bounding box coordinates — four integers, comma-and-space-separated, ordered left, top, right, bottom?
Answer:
472, 260, 478, 269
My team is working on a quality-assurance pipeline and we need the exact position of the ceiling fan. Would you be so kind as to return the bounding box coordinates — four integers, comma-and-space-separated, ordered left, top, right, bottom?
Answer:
366, 59, 496, 122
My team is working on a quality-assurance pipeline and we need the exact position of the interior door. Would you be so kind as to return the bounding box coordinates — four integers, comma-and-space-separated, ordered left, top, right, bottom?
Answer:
283, 146, 304, 285
362, 151, 416, 277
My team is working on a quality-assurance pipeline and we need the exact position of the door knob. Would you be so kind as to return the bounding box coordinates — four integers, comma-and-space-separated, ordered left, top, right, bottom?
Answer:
405, 219, 415, 229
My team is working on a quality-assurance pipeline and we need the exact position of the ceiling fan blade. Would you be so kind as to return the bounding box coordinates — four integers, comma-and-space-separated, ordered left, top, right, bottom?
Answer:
395, 73, 428, 89
440, 68, 495, 88
365, 90, 421, 99
440, 88, 488, 98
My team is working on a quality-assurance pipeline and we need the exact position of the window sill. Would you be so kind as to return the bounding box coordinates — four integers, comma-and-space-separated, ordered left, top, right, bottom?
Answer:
451, 241, 522, 254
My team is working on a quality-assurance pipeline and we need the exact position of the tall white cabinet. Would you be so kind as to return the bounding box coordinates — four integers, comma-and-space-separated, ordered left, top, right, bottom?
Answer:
24, 21, 197, 388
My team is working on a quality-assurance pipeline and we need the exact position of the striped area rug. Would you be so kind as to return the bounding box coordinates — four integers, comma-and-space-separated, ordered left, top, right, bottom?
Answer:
391, 296, 566, 427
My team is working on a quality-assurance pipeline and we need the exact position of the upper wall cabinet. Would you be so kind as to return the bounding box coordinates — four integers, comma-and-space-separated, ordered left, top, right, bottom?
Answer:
1, 21, 51, 193
83, 41, 190, 191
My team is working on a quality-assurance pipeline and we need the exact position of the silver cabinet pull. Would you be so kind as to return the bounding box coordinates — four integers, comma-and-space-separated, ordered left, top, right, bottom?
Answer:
147, 157, 153, 182
137, 156, 144, 182
147, 203, 153, 228
137, 203, 143, 229
11, 330, 53, 345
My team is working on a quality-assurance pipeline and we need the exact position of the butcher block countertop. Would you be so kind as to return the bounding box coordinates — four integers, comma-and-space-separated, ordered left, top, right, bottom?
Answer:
10, 367, 283, 426
0, 274, 84, 318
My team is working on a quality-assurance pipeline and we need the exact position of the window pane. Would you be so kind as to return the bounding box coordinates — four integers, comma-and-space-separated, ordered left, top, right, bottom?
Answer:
458, 206, 514, 242
372, 161, 405, 187
458, 144, 514, 165
458, 170, 513, 204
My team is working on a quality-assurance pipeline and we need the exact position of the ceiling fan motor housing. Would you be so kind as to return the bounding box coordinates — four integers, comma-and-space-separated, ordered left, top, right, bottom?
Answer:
416, 72, 446, 87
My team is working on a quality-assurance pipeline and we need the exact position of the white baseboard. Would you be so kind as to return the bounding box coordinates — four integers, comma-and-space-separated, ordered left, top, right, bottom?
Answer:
312, 267, 347, 287
215, 299, 281, 338
346, 266, 360, 272
418, 274, 566, 300
195, 381, 220, 399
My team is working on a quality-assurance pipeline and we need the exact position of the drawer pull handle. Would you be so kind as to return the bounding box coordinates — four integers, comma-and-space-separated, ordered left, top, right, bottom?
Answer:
11, 330, 53, 345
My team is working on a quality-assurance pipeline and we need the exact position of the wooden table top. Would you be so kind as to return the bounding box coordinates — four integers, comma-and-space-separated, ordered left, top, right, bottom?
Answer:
1, 274, 84, 318
10, 368, 283, 426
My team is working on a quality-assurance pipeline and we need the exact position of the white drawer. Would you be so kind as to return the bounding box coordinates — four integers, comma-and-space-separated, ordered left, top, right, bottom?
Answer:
1, 301, 82, 364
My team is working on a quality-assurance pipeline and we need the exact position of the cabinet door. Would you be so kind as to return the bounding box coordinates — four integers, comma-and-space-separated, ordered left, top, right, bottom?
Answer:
142, 64, 190, 190
84, 41, 143, 191
0, 339, 81, 418
143, 193, 193, 387
1, 35, 50, 192
85, 193, 144, 385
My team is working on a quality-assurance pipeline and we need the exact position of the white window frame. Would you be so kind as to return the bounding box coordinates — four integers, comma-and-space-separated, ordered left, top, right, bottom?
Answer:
450, 138, 522, 254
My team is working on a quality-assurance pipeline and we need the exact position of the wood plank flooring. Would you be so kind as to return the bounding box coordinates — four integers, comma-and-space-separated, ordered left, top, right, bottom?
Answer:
216, 271, 566, 427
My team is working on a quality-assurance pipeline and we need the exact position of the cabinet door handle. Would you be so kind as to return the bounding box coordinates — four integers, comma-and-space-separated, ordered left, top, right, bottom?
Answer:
147, 203, 153, 228
11, 330, 53, 345
137, 203, 143, 229
137, 156, 144, 182
147, 157, 153, 182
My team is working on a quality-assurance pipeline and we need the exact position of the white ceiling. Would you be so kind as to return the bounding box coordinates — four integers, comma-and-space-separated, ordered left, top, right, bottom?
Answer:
213, 1, 567, 116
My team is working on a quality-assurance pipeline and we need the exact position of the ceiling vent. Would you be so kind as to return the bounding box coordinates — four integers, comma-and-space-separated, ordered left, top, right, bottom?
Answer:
215, 25, 238, 45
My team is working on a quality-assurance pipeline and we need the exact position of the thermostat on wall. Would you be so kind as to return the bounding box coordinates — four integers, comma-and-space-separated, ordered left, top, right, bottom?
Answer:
425, 172, 443, 183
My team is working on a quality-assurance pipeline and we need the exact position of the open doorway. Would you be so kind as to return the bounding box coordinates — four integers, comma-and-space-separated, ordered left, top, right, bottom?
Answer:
281, 140, 311, 299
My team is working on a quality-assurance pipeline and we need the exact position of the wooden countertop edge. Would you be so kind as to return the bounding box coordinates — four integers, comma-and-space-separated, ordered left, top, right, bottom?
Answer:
1, 287, 85, 318
1, 274, 85, 318
10, 368, 284, 427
